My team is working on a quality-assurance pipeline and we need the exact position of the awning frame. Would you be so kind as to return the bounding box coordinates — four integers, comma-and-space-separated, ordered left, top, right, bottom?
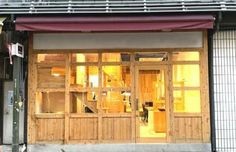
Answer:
16, 15, 214, 32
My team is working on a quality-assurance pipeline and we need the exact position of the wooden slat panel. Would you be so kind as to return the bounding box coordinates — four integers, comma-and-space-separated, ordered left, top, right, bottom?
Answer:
192, 117, 202, 140
69, 117, 98, 140
36, 118, 64, 141
174, 116, 202, 142
102, 117, 132, 141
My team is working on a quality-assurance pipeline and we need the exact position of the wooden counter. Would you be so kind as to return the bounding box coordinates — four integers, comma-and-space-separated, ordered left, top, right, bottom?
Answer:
153, 111, 166, 133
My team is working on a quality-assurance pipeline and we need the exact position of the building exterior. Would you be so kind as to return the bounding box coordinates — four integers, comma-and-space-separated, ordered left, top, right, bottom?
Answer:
0, 0, 236, 152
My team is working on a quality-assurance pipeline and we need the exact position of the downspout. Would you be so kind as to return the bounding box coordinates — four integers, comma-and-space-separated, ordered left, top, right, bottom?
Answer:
208, 29, 216, 152
210, 12, 222, 152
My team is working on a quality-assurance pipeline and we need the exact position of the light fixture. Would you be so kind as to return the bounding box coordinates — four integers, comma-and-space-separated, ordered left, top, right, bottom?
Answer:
0, 17, 6, 33
52, 73, 60, 77
121, 91, 131, 96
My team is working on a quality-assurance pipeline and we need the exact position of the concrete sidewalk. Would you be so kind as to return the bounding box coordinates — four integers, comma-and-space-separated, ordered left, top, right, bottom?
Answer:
25, 143, 211, 152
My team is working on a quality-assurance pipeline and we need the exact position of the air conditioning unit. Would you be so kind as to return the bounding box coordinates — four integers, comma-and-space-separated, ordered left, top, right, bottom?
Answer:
11, 43, 24, 58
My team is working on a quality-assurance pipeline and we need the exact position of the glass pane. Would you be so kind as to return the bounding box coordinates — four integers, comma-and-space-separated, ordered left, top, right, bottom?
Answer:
37, 66, 65, 88
102, 66, 130, 87
70, 91, 98, 113
71, 53, 98, 63
102, 91, 131, 113
173, 64, 200, 87
172, 52, 199, 61
71, 66, 98, 88
36, 92, 65, 114
102, 53, 130, 62
135, 52, 168, 62
37, 54, 65, 63
174, 90, 201, 113
138, 69, 166, 138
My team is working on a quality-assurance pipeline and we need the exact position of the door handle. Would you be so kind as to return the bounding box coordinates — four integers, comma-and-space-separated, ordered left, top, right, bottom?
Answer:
135, 98, 139, 111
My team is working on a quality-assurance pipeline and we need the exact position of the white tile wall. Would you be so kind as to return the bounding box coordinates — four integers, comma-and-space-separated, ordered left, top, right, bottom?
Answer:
214, 30, 236, 151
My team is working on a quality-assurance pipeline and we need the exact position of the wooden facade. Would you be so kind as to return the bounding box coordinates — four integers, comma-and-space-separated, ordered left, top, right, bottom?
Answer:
27, 31, 210, 144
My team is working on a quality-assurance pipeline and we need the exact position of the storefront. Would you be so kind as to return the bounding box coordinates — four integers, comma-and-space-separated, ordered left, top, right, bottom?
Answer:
16, 15, 213, 148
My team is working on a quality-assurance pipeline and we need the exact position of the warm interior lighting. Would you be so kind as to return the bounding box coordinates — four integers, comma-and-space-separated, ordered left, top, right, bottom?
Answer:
51, 67, 65, 76
89, 75, 98, 87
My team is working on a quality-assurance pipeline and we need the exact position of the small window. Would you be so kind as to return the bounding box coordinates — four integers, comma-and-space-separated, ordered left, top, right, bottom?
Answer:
174, 90, 201, 113
173, 64, 200, 87
36, 92, 65, 114
172, 52, 199, 61
71, 53, 98, 63
102, 90, 131, 113
37, 66, 65, 88
102, 53, 130, 62
70, 91, 98, 113
135, 52, 168, 62
102, 66, 130, 87
71, 66, 98, 88
37, 54, 65, 63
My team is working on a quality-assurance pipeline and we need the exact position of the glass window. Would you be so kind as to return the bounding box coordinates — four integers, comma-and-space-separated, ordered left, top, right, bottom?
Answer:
173, 64, 200, 87
37, 54, 65, 63
71, 66, 98, 88
172, 52, 199, 61
135, 52, 168, 62
71, 53, 98, 63
174, 90, 201, 113
102, 53, 130, 62
102, 90, 131, 113
70, 91, 98, 113
102, 66, 130, 87
36, 92, 65, 113
37, 66, 65, 88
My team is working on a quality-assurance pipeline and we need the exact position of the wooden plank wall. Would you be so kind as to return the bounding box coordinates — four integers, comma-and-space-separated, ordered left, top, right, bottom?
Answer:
174, 116, 202, 142
69, 117, 98, 140
102, 116, 132, 141
36, 118, 65, 142
37, 67, 65, 88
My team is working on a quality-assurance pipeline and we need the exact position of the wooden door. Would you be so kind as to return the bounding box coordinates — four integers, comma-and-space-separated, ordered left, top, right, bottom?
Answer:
135, 66, 170, 143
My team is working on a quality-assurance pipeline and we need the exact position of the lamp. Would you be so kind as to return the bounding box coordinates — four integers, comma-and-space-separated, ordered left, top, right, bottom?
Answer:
0, 18, 6, 34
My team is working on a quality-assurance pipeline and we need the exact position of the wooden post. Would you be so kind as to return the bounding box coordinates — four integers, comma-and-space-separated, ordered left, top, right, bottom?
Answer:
27, 34, 37, 144
64, 54, 70, 143
130, 53, 136, 142
98, 53, 102, 142
201, 30, 210, 143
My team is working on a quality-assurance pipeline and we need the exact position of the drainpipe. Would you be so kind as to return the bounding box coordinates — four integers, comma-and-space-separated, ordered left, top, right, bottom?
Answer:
208, 29, 216, 152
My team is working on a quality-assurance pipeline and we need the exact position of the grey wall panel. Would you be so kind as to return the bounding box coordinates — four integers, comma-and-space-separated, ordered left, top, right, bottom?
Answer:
33, 32, 203, 50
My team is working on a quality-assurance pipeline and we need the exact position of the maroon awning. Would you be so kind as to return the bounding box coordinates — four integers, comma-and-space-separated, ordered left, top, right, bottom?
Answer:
15, 15, 214, 32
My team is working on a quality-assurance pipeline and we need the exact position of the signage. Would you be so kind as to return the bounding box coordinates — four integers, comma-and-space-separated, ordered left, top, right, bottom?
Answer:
10, 43, 24, 58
